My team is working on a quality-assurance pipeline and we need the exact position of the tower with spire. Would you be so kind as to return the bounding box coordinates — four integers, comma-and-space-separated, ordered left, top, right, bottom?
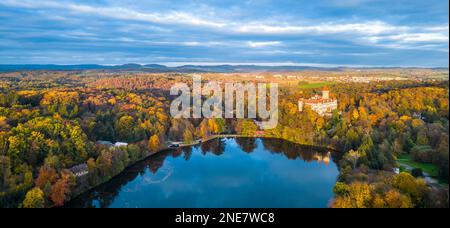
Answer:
322, 86, 330, 99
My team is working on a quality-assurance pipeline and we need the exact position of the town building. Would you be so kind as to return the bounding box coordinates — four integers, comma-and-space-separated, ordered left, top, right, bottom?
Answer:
69, 163, 89, 177
96, 140, 128, 148
114, 142, 128, 147
298, 86, 338, 116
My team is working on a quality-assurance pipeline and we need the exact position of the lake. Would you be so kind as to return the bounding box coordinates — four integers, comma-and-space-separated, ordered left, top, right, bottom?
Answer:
66, 138, 340, 208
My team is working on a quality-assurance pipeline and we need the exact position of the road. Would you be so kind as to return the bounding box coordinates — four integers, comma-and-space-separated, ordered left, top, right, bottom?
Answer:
397, 161, 439, 185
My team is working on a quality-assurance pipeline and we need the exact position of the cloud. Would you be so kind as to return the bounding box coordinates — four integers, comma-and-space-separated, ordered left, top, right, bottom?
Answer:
0, 0, 226, 28
330, 0, 373, 7
0, 0, 60, 8
236, 21, 402, 35
0, 0, 448, 66
1, 0, 443, 38
69, 5, 226, 28
247, 41, 282, 48
382, 33, 449, 43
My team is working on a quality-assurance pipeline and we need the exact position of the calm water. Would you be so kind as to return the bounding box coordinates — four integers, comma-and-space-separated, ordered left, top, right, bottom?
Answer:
67, 138, 340, 208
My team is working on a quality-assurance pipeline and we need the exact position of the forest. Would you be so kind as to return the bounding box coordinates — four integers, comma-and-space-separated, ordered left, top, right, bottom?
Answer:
0, 70, 448, 208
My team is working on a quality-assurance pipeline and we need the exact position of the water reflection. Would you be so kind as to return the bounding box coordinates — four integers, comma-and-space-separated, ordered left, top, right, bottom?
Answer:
66, 138, 340, 208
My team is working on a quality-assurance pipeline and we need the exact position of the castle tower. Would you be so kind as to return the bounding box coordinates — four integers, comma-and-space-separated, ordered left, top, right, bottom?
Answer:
298, 100, 303, 112
322, 86, 329, 100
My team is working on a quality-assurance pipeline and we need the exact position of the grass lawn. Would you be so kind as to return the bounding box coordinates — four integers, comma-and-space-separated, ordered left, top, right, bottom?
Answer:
397, 154, 440, 178
298, 81, 335, 89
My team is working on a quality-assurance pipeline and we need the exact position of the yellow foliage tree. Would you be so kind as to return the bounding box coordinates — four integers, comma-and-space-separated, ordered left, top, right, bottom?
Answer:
351, 108, 359, 121
23, 187, 45, 208
331, 182, 373, 208
148, 135, 160, 153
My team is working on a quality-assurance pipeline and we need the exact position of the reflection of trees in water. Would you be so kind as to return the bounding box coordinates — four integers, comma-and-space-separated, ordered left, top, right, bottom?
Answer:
260, 138, 341, 163
66, 138, 342, 208
235, 137, 257, 153
148, 150, 171, 173
200, 138, 226, 156
171, 148, 183, 158
66, 150, 174, 208
65, 163, 142, 208
183, 146, 193, 161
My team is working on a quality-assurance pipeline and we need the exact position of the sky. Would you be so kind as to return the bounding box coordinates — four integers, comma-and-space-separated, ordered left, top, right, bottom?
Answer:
0, 0, 448, 67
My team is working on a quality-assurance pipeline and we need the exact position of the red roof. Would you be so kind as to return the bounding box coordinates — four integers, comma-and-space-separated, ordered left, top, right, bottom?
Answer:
304, 98, 335, 104
322, 86, 330, 91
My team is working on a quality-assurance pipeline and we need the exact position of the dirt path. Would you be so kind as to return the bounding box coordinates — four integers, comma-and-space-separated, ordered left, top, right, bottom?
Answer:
397, 161, 439, 185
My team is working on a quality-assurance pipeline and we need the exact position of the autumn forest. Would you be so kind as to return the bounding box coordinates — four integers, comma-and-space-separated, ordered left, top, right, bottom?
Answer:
0, 69, 448, 208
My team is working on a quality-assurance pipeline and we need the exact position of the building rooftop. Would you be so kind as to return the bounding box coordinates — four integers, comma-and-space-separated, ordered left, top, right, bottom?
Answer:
69, 163, 88, 173
301, 94, 336, 104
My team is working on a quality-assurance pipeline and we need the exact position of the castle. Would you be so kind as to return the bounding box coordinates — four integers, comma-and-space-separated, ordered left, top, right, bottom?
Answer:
298, 86, 337, 116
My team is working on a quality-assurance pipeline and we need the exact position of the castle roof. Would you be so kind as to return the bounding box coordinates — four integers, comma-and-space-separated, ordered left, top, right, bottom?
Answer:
303, 97, 336, 104
300, 93, 335, 104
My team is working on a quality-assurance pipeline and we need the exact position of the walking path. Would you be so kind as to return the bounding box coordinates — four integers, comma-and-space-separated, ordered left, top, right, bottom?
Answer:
167, 134, 243, 148
397, 161, 439, 186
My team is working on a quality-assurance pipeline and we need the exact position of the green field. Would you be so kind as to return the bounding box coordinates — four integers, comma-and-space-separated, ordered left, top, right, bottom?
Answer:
397, 154, 439, 178
298, 81, 335, 89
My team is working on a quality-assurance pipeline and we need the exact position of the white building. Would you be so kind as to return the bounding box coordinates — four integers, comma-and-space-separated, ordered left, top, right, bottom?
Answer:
298, 86, 338, 116
97, 140, 128, 148
69, 163, 89, 177
114, 142, 128, 147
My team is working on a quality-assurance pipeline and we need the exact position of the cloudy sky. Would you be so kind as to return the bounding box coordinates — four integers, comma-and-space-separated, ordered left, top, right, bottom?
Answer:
0, 0, 448, 67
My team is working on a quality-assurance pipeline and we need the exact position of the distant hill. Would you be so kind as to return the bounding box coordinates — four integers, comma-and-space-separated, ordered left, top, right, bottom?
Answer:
0, 64, 109, 71
0, 64, 447, 73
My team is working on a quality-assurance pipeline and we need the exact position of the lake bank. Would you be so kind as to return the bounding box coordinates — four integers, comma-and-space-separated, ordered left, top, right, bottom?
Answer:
66, 137, 340, 208
64, 134, 339, 207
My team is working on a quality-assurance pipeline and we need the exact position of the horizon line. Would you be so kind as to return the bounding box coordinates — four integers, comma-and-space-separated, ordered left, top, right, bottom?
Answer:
0, 62, 448, 69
